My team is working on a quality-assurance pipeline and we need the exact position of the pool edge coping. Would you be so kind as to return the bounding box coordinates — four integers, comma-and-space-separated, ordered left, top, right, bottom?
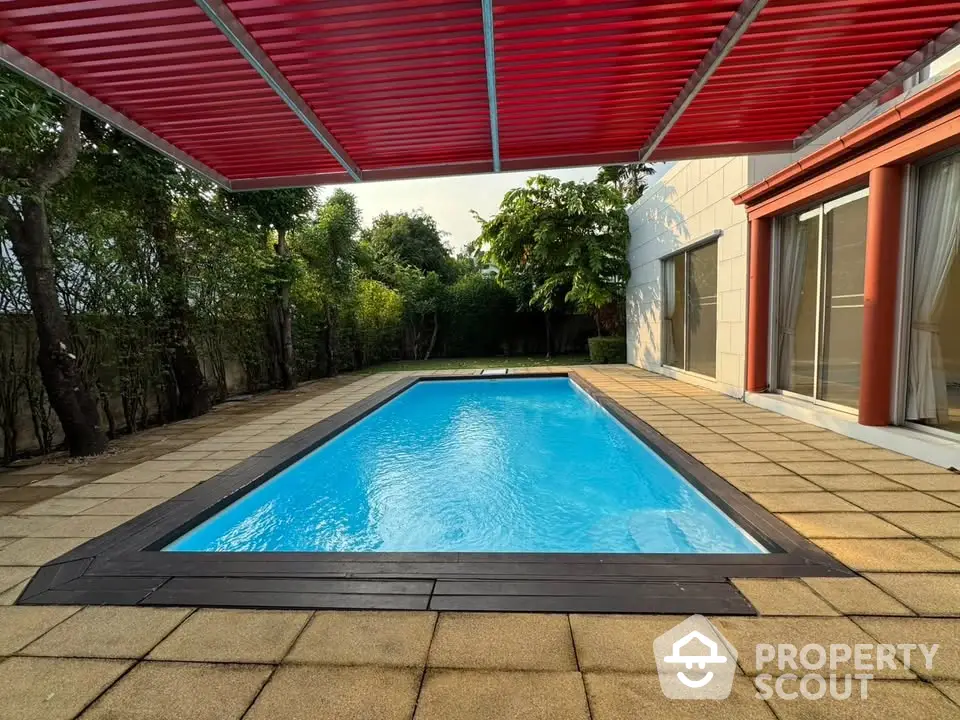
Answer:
17, 370, 854, 614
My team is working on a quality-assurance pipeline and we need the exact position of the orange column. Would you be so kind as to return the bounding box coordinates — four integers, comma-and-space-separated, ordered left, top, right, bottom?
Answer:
859, 165, 903, 426
746, 216, 772, 392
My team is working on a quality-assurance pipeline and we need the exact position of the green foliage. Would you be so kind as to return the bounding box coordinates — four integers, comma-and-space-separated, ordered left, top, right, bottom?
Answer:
444, 274, 516, 357
588, 336, 627, 364
224, 187, 316, 238
0, 71, 68, 195
360, 211, 453, 279
596, 163, 655, 205
475, 175, 631, 321
355, 279, 403, 366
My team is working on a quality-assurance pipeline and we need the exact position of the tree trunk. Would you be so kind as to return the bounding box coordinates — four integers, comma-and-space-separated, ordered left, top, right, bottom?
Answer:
324, 304, 339, 377
153, 214, 211, 419
275, 228, 296, 390
544, 311, 553, 359
6, 198, 107, 456
594, 312, 602, 337
424, 311, 439, 360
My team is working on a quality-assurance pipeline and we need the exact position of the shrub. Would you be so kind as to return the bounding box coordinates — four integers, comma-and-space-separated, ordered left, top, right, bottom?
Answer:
355, 279, 403, 366
588, 336, 626, 364
443, 274, 516, 357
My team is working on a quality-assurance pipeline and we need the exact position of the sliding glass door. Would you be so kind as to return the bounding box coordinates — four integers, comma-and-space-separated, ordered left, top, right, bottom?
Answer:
776, 188, 869, 410
662, 240, 718, 377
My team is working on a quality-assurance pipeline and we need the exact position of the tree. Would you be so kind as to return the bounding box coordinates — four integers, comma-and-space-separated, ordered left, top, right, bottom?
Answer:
295, 189, 361, 376
360, 211, 453, 279
475, 175, 630, 350
224, 188, 315, 390
596, 163, 654, 205
85, 129, 211, 419
0, 71, 107, 456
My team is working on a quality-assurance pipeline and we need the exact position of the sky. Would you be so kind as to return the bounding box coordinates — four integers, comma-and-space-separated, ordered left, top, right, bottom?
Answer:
325, 163, 672, 253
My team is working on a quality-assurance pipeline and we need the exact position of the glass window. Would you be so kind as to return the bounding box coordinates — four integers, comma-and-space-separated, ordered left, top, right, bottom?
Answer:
662, 240, 717, 377
775, 188, 869, 409
777, 211, 820, 397
688, 243, 718, 377
906, 152, 960, 435
819, 190, 869, 407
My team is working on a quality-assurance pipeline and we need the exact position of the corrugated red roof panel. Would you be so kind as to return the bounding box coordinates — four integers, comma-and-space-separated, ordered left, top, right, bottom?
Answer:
1, 0, 958, 188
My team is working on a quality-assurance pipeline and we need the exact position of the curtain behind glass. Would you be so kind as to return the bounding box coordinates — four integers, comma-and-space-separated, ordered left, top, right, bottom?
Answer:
663, 257, 676, 366
907, 153, 960, 424
777, 215, 807, 389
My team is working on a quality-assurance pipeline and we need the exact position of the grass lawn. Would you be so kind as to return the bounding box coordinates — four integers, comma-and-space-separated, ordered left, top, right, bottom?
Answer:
367, 355, 590, 372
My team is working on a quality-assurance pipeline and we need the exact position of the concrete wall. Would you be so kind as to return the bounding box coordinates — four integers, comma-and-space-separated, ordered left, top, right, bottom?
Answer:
626, 156, 750, 397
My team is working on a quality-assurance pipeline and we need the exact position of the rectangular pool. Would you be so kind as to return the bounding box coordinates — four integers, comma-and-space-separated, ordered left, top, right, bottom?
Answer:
166, 377, 765, 554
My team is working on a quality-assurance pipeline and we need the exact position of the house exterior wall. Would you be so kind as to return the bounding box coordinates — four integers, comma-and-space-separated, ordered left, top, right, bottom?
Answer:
626, 156, 750, 397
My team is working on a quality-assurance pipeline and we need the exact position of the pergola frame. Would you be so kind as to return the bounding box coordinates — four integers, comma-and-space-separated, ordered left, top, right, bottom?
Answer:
2, 1, 959, 190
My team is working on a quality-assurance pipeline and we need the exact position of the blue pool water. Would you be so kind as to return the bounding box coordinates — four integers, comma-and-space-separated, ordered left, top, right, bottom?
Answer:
167, 378, 764, 554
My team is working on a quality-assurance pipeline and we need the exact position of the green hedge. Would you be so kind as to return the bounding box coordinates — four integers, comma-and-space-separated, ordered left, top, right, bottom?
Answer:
588, 336, 626, 364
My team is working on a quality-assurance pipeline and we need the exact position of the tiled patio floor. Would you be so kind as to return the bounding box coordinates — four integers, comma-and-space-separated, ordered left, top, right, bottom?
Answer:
0, 366, 958, 719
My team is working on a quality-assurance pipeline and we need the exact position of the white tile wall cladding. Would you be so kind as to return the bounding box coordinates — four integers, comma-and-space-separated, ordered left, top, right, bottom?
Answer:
626, 156, 749, 395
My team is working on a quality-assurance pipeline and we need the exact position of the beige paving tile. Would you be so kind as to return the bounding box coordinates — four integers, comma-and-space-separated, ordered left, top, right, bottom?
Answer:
584, 674, 774, 720
705, 462, 795, 477
861, 460, 950, 475
934, 539, 960, 557
865, 573, 960, 617
825, 447, 917, 462
0, 579, 29, 605
816, 538, 960, 572
285, 610, 435, 667
569, 615, 687, 672
415, 670, 589, 720
757, 449, 837, 463
17, 497, 106, 516
80, 661, 271, 720
26, 515, 127, 539
118, 483, 198, 499
0, 516, 52, 538
805, 475, 907, 491
781, 461, 872, 476
890, 475, 960, 491
691, 451, 770, 464
150, 609, 308, 663
732, 579, 840, 616
879, 512, 960, 538
22, 607, 191, 659
766, 679, 960, 719
81, 497, 166, 516
854, 617, 960, 679
59, 484, 141, 499
0, 656, 131, 720
777, 512, 910, 539
0, 566, 35, 594
750, 492, 860, 513
837, 491, 958, 512
934, 492, 960, 508
428, 613, 575, 671
724, 475, 820, 493
712, 616, 913, 678
937, 681, 960, 706
0, 605, 80, 655
244, 665, 420, 720
803, 576, 913, 616
0, 537, 85, 566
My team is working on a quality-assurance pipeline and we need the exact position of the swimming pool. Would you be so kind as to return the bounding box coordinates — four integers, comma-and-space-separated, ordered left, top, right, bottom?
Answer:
167, 377, 764, 554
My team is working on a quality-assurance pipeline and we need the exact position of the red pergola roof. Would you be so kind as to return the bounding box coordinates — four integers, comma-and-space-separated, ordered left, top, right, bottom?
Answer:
2, 0, 959, 190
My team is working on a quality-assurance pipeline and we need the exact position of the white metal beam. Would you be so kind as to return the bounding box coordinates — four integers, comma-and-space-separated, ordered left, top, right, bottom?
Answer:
0, 42, 232, 190
638, 0, 768, 163
193, 0, 362, 182
481, 0, 501, 172
794, 25, 960, 149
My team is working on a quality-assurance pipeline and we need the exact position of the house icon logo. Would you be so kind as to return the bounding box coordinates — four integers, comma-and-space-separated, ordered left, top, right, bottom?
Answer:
653, 615, 737, 700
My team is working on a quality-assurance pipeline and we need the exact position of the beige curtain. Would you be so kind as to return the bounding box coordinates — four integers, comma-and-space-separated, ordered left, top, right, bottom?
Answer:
906, 153, 960, 423
777, 215, 809, 390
